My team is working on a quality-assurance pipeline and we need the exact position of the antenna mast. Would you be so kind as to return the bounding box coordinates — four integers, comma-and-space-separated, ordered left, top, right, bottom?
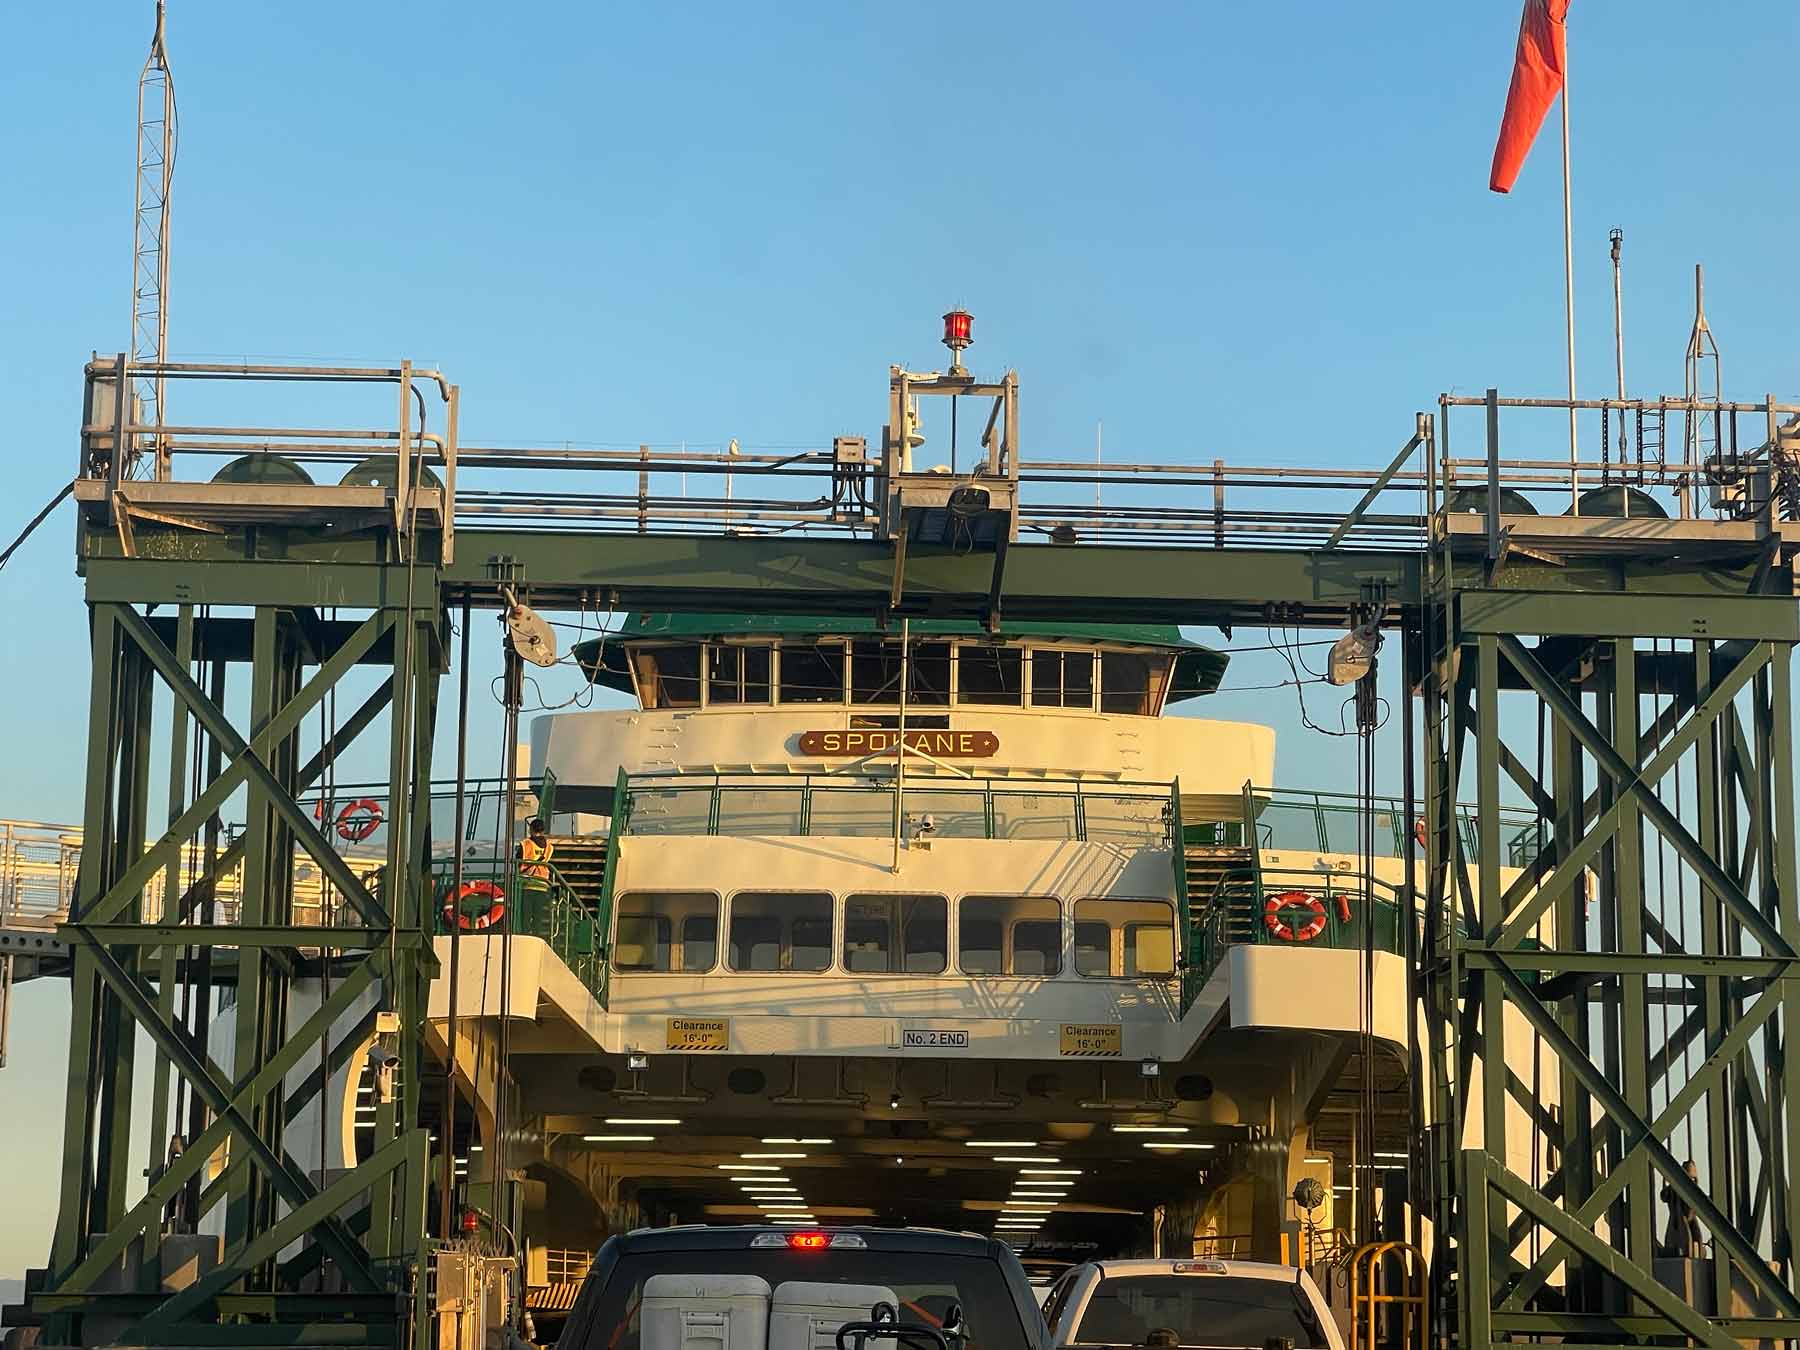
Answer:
1683, 263, 1721, 516
131, 1, 175, 479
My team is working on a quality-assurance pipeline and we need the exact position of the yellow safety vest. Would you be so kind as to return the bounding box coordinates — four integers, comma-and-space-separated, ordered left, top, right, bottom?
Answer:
520, 836, 553, 884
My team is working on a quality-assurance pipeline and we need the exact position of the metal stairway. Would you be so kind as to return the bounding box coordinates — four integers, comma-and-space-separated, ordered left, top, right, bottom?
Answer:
546, 834, 610, 909
1184, 844, 1257, 941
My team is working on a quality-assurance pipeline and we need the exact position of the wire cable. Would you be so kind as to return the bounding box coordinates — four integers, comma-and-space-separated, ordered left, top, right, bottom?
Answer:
0, 482, 75, 572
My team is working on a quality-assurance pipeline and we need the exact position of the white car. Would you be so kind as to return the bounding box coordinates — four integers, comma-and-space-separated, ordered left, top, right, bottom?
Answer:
1039, 1258, 1343, 1350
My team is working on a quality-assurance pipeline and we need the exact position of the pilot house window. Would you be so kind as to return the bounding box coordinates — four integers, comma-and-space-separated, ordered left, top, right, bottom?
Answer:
780, 643, 847, 703
851, 641, 951, 705
728, 892, 833, 972
959, 646, 1023, 706
708, 644, 772, 704
1099, 650, 1171, 716
1031, 650, 1094, 709
632, 645, 703, 709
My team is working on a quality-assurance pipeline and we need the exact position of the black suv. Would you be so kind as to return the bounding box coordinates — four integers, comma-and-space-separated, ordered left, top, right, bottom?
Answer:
556, 1225, 1051, 1350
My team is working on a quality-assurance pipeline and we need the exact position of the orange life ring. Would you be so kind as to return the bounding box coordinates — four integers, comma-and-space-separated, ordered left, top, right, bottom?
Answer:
1264, 890, 1328, 942
335, 798, 383, 843
442, 880, 507, 932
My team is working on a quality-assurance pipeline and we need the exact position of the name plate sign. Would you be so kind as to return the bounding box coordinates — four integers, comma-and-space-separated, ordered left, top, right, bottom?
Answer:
798, 729, 999, 758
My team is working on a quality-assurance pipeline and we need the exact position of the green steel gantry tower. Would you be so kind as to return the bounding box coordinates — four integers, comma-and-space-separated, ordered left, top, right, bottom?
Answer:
13, 353, 1800, 1350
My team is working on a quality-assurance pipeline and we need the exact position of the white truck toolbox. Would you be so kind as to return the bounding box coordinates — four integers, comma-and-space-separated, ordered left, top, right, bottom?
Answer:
769, 1281, 901, 1350
642, 1273, 773, 1350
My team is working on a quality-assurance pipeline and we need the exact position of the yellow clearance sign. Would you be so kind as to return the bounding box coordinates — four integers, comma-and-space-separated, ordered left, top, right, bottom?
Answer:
666, 1017, 729, 1051
1060, 1023, 1123, 1057
797, 729, 999, 758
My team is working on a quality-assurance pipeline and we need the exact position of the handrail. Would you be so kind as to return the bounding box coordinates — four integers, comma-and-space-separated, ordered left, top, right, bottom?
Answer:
621, 770, 1179, 845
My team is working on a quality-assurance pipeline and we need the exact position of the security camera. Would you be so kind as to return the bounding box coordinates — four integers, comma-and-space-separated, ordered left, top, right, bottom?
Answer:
366, 1045, 400, 1104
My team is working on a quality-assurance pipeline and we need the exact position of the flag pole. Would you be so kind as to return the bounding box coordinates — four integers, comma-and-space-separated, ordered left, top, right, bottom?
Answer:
1560, 34, 1578, 511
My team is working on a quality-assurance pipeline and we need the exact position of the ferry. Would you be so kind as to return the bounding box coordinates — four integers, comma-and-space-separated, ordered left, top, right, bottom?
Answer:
404, 609, 1542, 1325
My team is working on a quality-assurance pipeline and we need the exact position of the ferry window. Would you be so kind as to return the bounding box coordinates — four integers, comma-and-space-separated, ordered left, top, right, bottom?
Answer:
1074, 899, 1177, 978
1099, 651, 1154, 715
850, 641, 951, 705
1074, 920, 1109, 977
851, 641, 903, 704
1031, 650, 1094, 709
707, 644, 772, 705
682, 914, 718, 970
780, 642, 846, 703
958, 644, 1023, 706
909, 642, 951, 704
844, 894, 948, 974
960, 897, 1061, 977
632, 645, 702, 709
614, 893, 718, 972
729, 891, 833, 972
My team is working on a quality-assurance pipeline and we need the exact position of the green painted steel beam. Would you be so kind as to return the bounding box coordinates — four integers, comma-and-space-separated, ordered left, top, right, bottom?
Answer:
1461, 948, 1798, 978
84, 558, 436, 610
1462, 588, 1800, 640
72, 924, 432, 950
86, 534, 1423, 622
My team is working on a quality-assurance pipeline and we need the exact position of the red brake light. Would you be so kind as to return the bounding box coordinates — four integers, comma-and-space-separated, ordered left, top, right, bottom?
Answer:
788, 1231, 829, 1250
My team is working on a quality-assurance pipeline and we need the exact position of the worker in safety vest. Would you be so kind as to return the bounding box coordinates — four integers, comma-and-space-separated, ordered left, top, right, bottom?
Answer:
518, 817, 554, 891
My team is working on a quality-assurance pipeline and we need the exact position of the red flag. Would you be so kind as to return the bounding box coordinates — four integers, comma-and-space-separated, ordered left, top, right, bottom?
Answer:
1489, 0, 1569, 193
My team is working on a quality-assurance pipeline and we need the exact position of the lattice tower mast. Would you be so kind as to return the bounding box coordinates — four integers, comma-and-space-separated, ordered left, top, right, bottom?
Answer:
131, 1, 175, 477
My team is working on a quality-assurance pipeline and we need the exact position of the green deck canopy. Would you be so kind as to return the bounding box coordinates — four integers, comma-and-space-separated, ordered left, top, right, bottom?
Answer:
571, 613, 1228, 704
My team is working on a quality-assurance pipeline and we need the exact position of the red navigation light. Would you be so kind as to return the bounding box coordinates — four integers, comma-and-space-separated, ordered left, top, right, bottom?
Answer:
942, 309, 974, 352
788, 1231, 830, 1250
460, 1210, 479, 1235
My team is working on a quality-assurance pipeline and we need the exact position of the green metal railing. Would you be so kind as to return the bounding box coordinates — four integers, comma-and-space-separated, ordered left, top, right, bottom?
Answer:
1250, 785, 1542, 867
1179, 866, 1423, 1012
619, 770, 1180, 846
429, 858, 607, 1001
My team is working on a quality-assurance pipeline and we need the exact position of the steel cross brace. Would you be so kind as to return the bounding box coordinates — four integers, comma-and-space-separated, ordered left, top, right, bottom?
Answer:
1492, 636, 1774, 948
78, 605, 393, 929
63, 936, 383, 1292
137, 1131, 424, 1336
1486, 958, 1800, 1315
1465, 1150, 1742, 1350
158, 679, 395, 932
48, 959, 381, 1300
1499, 979, 1786, 1310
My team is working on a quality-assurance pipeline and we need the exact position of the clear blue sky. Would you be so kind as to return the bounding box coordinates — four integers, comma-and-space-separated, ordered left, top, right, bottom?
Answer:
1, 1, 1795, 1277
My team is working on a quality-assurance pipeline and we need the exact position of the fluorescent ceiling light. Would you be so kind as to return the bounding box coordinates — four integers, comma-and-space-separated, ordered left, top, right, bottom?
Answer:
583, 1134, 655, 1143
1304, 1156, 1332, 1164
741, 1152, 805, 1160
965, 1140, 1035, 1148
1020, 1169, 1080, 1176
1372, 1151, 1409, 1160
763, 1138, 831, 1145
1144, 1142, 1213, 1151
607, 1117, 681, 1126
724, 1165, 780, 1171
1112, 1125, 1189, 1134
